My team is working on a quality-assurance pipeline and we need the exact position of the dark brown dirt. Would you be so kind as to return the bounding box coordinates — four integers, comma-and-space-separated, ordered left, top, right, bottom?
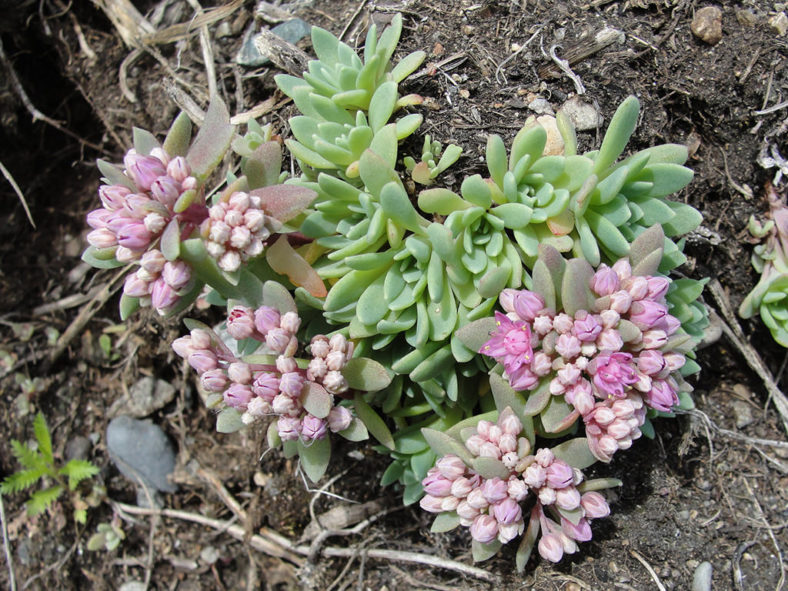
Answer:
1, 0, 787, 589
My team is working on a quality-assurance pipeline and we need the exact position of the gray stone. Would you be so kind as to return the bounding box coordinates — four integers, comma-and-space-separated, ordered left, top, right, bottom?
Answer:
107, 416, 177, 493
691, 561, 713, 591
528, 97, 554, 116
691, 6, 723, 45
237, 18, 311, 67
108, 376, 176, 418
731, 399, 754, 428
558, 97, 603, 131
65, 435, 91, 461
770, 12, 788, 36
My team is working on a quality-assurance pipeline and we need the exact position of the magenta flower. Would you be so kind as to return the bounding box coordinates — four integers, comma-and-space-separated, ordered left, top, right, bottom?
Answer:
481, 312, 534, 373
588, 352, 638, 399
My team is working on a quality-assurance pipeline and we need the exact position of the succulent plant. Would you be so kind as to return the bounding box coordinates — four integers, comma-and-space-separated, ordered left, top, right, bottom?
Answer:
740, 184, 788, 345
275, 14, 425, 179
404, 134, 463, 185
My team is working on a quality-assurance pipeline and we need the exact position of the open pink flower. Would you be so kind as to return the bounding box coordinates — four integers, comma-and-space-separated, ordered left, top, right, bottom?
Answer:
481, 311, 534, 375
587, 352, 638, 399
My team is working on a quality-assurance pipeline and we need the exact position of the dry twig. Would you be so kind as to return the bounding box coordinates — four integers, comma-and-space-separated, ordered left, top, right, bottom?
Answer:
629, 550, 667, 591
0, 496, 16, 591
0, 159, 35, 229
741, 478, 786, 591
707, 279, 788, 435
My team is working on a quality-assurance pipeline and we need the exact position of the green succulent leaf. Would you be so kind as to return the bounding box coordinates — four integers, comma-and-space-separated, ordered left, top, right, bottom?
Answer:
187, 95, 234, 182
216, 408, 245, 433
297, 437, 331, 483
355, 393, 394, 449
391, 50, 426, 82
162, 112, 192, 157
516, 510, 541, 571
594, 95, 639, 173
431, 511, 460, 533
343, 358, 392, 391
132, 127, 160, 156
472, 539, 502, 563
421, 428, 474, 465
551, 438, 596, 469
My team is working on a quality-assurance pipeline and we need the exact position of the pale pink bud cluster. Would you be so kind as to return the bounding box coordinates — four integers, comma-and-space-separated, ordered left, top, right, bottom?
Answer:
533, 489, 610, 563
584, 393, 646, 462
122, 249, 193, 314
482, 259, 692, 461
87, 148, 201, 260
306, 334, 354, 395
172, 307, 356, 444
200, 191, 276, 272
419, 408, 611, 561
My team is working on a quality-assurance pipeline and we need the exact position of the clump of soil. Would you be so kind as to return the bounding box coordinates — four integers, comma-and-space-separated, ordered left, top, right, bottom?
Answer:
1, 1, 786, 589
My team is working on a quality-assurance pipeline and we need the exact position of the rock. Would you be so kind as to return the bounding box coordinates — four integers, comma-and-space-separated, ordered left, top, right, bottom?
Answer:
691, 6, 723, 45
528, 97, 554, 115
536, 115, 565, 155
108, 376, 176, 418
736, 9, 758, 26
558, 97, 603, 131
770, 12, 788, 36
691, 561, 713, 591
107, 416, 177, 493
65, 436, 91, 461
119, 582, 147, 591
237, 18, 311, 67
731, 399, 754, 428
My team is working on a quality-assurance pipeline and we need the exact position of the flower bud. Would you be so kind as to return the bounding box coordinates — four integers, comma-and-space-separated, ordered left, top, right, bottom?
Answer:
188, 329, 211, 350
450, 477, 474, 498
561, 517, 592, 542
423, 471, 453, 497
124, 151, 166, 191
466, 488, 489, 510
244, 209, 266, 233
498, 522, 523, 544
538, 534, 564, 562
224, 209, 243, 227
498, 433, 517, 454
329, 333, 348, 352
591, 264, 620, 296
124, 273, 150, 298
227, 306, 256, 340
218, 250, 242, 273
580, 492, 610, 518
508, 478, 529, 501
625, 276, 649, 300
523, 463, 546, 488
555, 486, 581, 510
278, 372, 304, 397
456, 500, 480, 520
301, 414, 328, 440
223, 383, 253, 409
87, 228, 118, 249
228, 191, 250, 212
535, 448, 555, 467
553, 313, 574, 334
512, 290, 545, 322
531, 352, 553, 376
498, 408, 523, 436
612, 259, 632, 281
228, 362, 252, 385
140, 249, 166, 274
609, 290, 633, 314
538, 486, 557, 505
481, 478, 509, 504
641, 329, 668, 349
188, 350, 217, 373
435, 455, 466, 480
246, 397, 269, 417
464, 434, 484, 456
419, 494, 444, 513
277, 415, 301, 441
663, 352, 686, 372
499, 289, 518, 314
86, 208, 112, 229
599, 309, 620, 328
322, 370, 348, 394
254, 306, 281, 334
629, 300, 668, 330
252, 372, 279, 402
151, 176, 181, 208
592, 406, 616, 426
637, 350, 666, 375
201, 369, 228, 393
230, 225, 251, 250
151, 279, 178, 311
533, 314, 553, 335
325, 350, 346, 371
646, 379, 678, 412
573, 311, 603, 342
272, 394, 298, 416
327, 406, 353, 432
646, 276, 670, 300
310, 335, 330, 358
276, 355, 298, 374
441, 496, 460, 511
307, 357, 328, 381
99, 184, 131, 210
166, 156, 190, 182
493, 497, 522, 524
545, 461, 574, 489
265, 328, 291, 353
162, 261, 191, 290
117, 221, 152, 251
478, 441, 502, 459
596, 328, 624, 352
469, 514, 498, 544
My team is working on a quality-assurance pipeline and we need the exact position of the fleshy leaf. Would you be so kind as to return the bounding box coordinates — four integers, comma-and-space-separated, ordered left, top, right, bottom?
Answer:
163, 112, 192, 157
342, 357, 392, 391
431, 512, 460, 533
302, 382, 332, 418
551, 437, 596, 469
577, 477, 623, 492
561, 259, 595, 316
472, 539, 502, 562
355, 393, 394, 449
262, 280, 298, 314
297, 437, 331, 483
516, 508, 541, 571
339, 417, 369, 442
132, 127, 160, 156
160, 218, 180, 261
187, 95, 235, 182
421, 428, 474, 465
471, 457, 510, 479
594, 96, 639, 173
541, 396, 579, 433
253, 184, 317, 223
81, 246, 124, 269
266, 236, 327, 298
216, 408, 245, 433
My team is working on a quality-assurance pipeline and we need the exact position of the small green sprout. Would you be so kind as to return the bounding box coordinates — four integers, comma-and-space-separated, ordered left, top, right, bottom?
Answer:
1, 412, 99, 523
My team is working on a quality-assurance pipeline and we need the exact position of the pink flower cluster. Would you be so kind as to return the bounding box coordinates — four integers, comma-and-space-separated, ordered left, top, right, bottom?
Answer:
481, 259, 690, 462
86, 148, 206, 313
419, 409, 610, 562
122, 249, 193, 313
173, 305, 353, 443
200, 192, 277, 273
87, 149, 202, 260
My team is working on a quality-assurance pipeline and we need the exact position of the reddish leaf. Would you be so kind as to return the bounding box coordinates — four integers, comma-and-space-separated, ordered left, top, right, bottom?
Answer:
266, 236, 327, 297
251, 185, 317, 224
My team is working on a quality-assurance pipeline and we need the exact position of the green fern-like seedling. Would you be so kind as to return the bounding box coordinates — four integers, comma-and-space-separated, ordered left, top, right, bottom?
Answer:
1, 412, 99, 522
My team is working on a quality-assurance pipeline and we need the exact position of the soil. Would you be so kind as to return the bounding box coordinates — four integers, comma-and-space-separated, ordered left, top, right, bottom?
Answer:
1, 0, 787, 589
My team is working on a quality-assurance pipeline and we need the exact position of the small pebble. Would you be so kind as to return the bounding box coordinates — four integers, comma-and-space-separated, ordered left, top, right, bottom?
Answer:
770, 12, 788, 36
536, 115, 565, 156
236, 18, 311, 67
731, 400, 754, 428
691, 6, 723, 44
692, 561, 713, 591
65, 436, 91, 461
107, 416, 177, 493
528, 97, 555, 115
108, 376, 176, 418
558, 96, 603, 131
